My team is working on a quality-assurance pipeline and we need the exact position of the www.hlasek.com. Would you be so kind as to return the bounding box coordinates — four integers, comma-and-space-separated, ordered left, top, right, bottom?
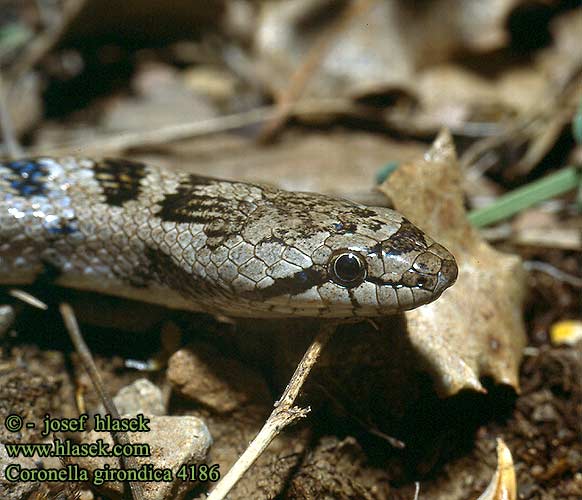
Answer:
3, 412, 220, 486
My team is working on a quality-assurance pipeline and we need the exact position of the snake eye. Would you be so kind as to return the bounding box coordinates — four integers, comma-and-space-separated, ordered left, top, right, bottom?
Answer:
329, 252, 367, 287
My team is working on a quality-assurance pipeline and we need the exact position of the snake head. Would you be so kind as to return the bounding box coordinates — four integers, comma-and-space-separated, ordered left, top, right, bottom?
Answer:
152, 177, 456, 318
317, 215, 458, 316
234, 193, 458, 318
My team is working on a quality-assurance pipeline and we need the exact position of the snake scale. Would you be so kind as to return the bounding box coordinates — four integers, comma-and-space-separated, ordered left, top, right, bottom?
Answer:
0, 157, 457, 318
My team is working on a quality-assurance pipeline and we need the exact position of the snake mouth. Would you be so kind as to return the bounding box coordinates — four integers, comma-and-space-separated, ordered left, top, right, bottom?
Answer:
365, 276, 403, 288
366, 275, 437, 292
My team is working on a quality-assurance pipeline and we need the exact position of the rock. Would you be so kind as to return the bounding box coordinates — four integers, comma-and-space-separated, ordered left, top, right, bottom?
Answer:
73, 415, 212, 500
532, 403, 559, 423
167, 343, 271, 413
0, 305, 14, 337
111, 378, 166, 416
0, 443, 38, 500
1, 442, 86, 500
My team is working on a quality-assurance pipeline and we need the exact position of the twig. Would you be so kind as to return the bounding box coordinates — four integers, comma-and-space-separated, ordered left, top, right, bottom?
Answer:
258, 0, 377, 143
59, 303, 146, 500
413, 482, 421, 500
462, 70, 582, 179
40, 105, 278, 156
524, 261, 582, 288
30, 98, 356, 156
315, 380, 405, 448
0, 75, 23, 158
5, 0, 87, 86
8, 289, 48, 310
206, 321, 338, 500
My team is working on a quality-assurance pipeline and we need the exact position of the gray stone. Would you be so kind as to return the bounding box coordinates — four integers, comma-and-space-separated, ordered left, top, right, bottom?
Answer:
0, 305, 14, 337
113, 378, 166, 416
73, 415, 212, 500
0, 442, 38, 500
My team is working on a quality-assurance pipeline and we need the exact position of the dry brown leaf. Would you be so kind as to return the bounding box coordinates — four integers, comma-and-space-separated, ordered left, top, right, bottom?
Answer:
255, 0, 527, 100
256, 0, 414, 98
475, 439, 517, 500
380, 130, 527, 396
539, 7, 582, 82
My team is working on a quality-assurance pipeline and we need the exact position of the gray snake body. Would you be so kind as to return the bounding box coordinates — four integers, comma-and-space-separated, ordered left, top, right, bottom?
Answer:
0, 157, 457, 318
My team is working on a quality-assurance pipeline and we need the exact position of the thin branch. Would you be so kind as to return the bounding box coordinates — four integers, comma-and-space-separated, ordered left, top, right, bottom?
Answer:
413, 482, 421, 500
32, 98, 356, 157
41, 105, 278, 156
206, 321, 338, 500
462, 70, 582, 179
9, 289, 48, 310
524, 261, 582, 288
0, 75, 23, 158
59, 303, 145, 500
315, 379, 405, 448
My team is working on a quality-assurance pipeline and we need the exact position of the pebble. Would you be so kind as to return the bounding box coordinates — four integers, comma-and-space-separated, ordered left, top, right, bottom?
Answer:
72, 415, 212, 500
167, 343, 271, 413
112, 378, 166, 416
0, 443, 38, 500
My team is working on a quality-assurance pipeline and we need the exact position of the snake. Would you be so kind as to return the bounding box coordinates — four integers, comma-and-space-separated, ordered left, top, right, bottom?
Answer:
0, 157, 458, 318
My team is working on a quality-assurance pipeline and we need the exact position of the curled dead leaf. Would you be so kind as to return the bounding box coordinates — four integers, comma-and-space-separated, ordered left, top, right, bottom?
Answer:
380, 130, 527, 396
255, 0, 530, 100
476, 439, 517, 500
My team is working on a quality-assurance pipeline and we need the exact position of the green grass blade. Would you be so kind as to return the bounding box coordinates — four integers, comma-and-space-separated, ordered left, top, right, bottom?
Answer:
468, 166, 582, 228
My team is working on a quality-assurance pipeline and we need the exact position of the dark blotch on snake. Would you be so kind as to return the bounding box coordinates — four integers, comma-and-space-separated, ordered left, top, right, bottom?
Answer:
385, 218, 427, 255
244, 267, 327, 300
94, 158, 146, 207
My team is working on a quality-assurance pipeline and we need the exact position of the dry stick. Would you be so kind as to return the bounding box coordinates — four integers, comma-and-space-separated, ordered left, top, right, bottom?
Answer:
524, 261, 582, 288
8, 289, 48, 310
33, 98, 355, 157
59, 303, 146, 500
39, 105, 278, 156
0, 75, 23, 158
257, 0, 377, 144
462, 70, 582, 179
206, 321, 338, 500
413, 482, 421, 500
